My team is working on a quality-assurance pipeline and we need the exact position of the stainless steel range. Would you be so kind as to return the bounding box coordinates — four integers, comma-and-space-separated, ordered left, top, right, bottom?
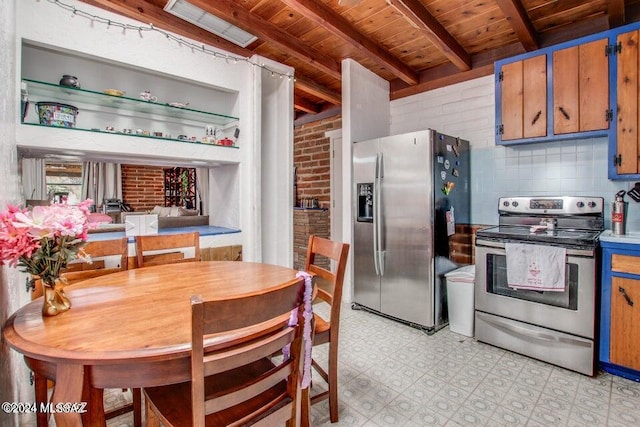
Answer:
474, 196, 604, 376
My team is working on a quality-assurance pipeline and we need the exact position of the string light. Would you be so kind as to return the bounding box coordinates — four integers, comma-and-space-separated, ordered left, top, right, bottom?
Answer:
47, 0, 294, 81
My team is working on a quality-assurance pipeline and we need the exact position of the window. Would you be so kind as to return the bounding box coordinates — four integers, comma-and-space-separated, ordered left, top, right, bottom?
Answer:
45, 162, 83, 204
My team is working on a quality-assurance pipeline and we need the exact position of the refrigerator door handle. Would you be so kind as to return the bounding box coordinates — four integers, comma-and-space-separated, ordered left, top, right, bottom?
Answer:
377, 153, 385, 276
373, 153, 380, 276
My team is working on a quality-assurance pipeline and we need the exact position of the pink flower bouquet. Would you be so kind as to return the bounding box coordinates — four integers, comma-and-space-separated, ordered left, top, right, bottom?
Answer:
0, 199, 93, 289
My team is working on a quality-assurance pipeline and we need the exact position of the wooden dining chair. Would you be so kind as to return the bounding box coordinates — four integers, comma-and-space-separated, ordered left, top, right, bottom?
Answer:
303, 235, 350, 423
144, 275, 308, 427
135, 231, 201, 268
30, 237, 142, 427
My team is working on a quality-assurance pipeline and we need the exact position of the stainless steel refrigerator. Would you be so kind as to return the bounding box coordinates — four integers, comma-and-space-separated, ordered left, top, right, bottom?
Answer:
352, 129, 470, 332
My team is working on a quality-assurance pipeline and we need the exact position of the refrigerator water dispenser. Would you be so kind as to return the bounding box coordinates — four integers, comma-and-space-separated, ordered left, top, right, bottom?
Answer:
357, 183, 373, 222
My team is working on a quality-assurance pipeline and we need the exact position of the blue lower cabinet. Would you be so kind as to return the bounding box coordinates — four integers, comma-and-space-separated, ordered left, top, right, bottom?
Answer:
600, 240, 640, 381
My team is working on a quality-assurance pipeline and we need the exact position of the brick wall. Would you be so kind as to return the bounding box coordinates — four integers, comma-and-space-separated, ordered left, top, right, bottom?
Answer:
293, 115, 339, 268
450, 224, 488, 266
121, 164, 166, 212
294, 115, 341, 209
293, 209, 329, 271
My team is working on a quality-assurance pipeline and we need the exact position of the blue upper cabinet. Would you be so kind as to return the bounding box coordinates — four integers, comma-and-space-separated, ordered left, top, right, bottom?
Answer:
495, 21, 640, 180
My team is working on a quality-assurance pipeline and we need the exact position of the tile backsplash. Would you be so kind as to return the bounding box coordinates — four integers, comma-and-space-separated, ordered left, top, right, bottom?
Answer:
390, 75, 640, 234
471, 137, 640, 232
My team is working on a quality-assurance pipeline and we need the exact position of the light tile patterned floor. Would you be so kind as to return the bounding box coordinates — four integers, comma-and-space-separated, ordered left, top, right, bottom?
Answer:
102, 302, 640, 426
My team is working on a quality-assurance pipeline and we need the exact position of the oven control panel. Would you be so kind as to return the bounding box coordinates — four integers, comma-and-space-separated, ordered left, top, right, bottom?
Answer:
498, 196, 603, 215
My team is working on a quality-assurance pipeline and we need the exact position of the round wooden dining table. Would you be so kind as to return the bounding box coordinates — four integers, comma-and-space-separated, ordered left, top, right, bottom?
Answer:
3, 261, 307, 426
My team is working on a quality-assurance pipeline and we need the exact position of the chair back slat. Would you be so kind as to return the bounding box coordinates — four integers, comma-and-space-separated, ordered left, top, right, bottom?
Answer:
203, 328, 295, 376
82, 238, 129, 261
135, 232, 200, 267
200, 281, 303, 334
306, 264, 334, 304
307, 264, 334, 282
227, 399, 292, 427
204, 362, 292, 414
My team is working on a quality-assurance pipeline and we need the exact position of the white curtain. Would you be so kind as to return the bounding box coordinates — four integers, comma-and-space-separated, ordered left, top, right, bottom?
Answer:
196, 167, 209, 215
21, 158, 47, 200
82, 162, 122, 206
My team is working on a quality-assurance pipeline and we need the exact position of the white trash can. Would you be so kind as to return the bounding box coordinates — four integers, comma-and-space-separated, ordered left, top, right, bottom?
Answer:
445, 265, 476, 337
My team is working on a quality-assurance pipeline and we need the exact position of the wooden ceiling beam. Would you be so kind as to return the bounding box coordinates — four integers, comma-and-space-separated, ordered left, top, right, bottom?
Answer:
390, 15, 613, 100
390, 43, 524, 100
294, 95, 322, 114
279, 0, 418, 85
387, 0, 471, 71
608, 0, 626, 27
294, 76, 341, 106
494, 0, 539, 51
537, 15, 609, 48
79, 0, 251, 57
187, 0, 342, 80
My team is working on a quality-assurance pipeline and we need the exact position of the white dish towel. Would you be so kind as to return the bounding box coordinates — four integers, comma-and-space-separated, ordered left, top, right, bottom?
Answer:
505, 243, 566, 291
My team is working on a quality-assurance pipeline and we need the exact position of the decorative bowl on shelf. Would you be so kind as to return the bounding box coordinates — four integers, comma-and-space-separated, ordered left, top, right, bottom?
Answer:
168, 102, 189, 108
36, 102, 78, 128
59, 75, 80, 88
103, 88, 125, 97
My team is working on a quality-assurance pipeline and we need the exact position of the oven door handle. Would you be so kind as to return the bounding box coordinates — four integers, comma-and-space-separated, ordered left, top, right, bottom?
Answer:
476, 312, 592, 347
475, 239, 595, 257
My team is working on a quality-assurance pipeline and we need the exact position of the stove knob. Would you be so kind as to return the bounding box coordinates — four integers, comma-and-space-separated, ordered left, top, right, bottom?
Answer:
503, 201, 510, 207
588, 201, 597, 208
512, 201, 519, 207
577, 201, 584, 208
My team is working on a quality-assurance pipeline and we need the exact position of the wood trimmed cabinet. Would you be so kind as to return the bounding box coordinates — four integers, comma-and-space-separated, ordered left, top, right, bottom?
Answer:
599, 239, 640, 381
614, 30, 640, 176
499, 54, 547, 141
552, 38, 609, 135
496, 37, 610, 145
496, 21, 640, 180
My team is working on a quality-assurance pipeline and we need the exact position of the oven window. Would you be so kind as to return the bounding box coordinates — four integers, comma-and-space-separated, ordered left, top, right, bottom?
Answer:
485, 254, 578, 310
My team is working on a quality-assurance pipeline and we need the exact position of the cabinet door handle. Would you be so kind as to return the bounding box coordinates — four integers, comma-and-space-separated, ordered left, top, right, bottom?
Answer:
531, 110, 542, 125
619, 286, 634, 307
558, 106, 570, 120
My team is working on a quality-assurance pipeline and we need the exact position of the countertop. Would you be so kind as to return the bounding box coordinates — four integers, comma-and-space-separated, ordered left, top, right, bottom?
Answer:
87, 225, 240, 242
599, 230, 640, 245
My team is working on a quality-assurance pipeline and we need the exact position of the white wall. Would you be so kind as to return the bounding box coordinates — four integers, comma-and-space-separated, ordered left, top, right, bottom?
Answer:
341, 59, 390, 302
391, 75, 495, 148
1, 0, 34, 424
258, 57, 295, 267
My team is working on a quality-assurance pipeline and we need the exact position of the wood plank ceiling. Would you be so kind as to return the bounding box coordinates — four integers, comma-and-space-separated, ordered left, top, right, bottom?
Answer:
82, 0, 640, 119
